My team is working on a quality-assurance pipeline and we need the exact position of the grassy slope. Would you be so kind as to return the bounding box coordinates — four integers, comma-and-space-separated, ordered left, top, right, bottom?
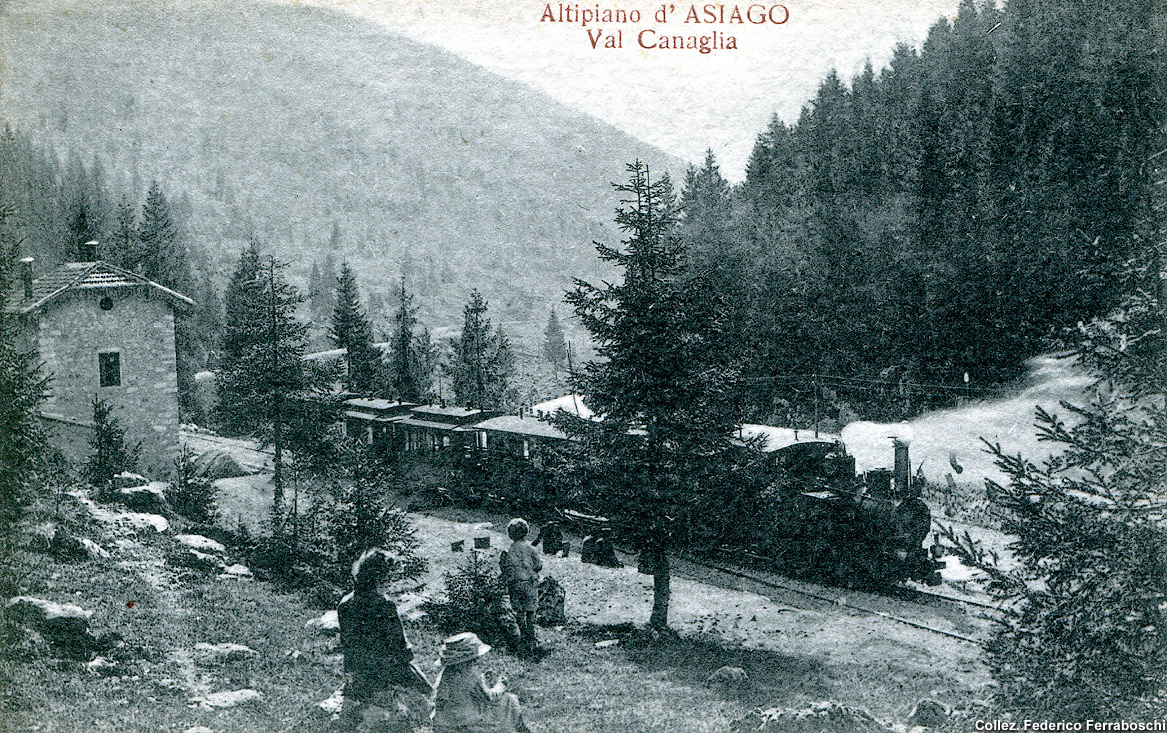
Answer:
2, 485, 991, 732
0, 0, 682, 330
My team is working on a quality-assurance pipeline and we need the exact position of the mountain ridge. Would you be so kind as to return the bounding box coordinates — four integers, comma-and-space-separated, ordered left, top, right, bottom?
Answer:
0, 0, 684, 336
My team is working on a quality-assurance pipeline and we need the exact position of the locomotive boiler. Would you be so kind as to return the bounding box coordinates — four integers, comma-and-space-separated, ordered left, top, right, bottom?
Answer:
755, 433, 942, 589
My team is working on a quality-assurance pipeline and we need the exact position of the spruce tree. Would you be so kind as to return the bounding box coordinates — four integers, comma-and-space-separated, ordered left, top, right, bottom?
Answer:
388, 277, 432, 403
542, 309, 567, 375
555, 162, 739, 629
449, 290, 512, 409
216, 238, 265, 435
331, 262, 381, 395
0, 204, 48, 527
83, 397, 140, 490
137, 181, 187, 289
109, 193, 139, 270
217, 255, 333, 508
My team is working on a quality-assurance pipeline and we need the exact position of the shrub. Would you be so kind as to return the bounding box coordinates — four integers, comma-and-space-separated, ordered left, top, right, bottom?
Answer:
166, 446, 218, 525
430, 549, 518, 648
249, 442, 425, 595
83, 397, 139, 493
985, 399, 1167, 720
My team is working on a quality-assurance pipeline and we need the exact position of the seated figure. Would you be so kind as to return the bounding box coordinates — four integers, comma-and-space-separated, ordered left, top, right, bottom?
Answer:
432, 632, 533, 733
338, 548, 433, 731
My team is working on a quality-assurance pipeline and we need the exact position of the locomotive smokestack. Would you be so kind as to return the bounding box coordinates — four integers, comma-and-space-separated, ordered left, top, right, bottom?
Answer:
893, 438, 911, 499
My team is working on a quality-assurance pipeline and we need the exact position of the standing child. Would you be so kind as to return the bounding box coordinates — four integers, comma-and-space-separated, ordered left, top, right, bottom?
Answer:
499, 518, 542, 657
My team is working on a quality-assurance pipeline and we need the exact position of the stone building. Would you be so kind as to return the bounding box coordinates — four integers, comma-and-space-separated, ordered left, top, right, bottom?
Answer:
5, 257, 194, 477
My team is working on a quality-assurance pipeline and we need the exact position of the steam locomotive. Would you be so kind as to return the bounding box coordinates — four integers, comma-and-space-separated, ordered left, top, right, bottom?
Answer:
748, 434, 942, 589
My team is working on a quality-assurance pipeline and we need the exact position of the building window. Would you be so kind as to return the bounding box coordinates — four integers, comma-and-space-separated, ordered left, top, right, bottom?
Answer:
98, 351, 121, 388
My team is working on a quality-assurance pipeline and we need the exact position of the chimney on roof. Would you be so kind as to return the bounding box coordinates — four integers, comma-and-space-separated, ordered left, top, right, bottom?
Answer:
19, 257, 34, 300
80, 240, 99, 262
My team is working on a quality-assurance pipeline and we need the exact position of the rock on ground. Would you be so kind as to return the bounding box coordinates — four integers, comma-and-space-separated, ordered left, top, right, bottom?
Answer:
732, 702, 893, 733
191, 689, 263, 709
175, 534, 227, 555
116, 483, 169, 514
306, 610, 340, 634
167, 548, 226, 574
85, 655, 119, 676
907, 699, 952, 728
193, 449, 248, 480
705, 666, 750, 689
218, 564, 253, 579
5, 596, 98, 659
194, 642, 258, 664
111, 472, 149, 489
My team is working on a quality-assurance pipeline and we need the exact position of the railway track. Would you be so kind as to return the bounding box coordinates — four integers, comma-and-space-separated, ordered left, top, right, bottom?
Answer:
678, 549, 996, 646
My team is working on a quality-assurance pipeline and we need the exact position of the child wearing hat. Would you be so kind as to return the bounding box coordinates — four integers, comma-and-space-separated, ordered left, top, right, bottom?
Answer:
499, 518, 542, 657
432, 632, 532, 733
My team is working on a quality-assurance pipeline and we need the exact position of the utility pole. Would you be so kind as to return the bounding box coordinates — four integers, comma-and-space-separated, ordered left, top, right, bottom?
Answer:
267, 256, 285, 511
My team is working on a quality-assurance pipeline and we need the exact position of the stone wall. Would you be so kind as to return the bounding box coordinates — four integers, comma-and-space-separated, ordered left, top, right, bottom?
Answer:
34, 288, 181, 478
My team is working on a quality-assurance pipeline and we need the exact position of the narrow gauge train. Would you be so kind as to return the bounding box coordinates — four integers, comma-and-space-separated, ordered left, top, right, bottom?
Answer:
744, 431, 942, 589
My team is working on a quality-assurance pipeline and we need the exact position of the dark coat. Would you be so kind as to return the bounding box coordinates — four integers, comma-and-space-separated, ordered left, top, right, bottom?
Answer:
338, 589, 430, 700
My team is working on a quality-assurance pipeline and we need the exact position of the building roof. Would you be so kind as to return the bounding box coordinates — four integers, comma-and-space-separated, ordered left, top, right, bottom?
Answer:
532, 394, 594, 420
4, 261, 195, 315
343, 398, 417, 412
473, 415, 568, 440
395, 417, 470, 432
411, 404, 489, 420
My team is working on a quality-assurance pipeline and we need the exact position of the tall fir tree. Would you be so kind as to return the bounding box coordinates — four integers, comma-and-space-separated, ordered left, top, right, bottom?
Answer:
217, 255, 334, 507
137, 181, 187, 290
449, 290, 513, 410
542, 308, 567, 375
217, 238, 266, 435
555, 162, 740, 629
388, 277, 433, 403
331, 262, 381, 395
0, 203, 48, 527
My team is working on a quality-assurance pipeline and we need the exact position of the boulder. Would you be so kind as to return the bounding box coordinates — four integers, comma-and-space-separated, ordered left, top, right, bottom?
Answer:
111, 472, 149, 489
183, 728, 217, 733
176, 534, 227, 555
80, 538, 111, 560
85, 655, 119, 676
306, 610, 340, 634
191, 689, 263, 709
706, 666, 750, 689
732, 702, 893, 733
167, 548, 226, 574
218, 564, 253, 579
49, 526, 91, 562
116, 482, 169, 514
317, 688, 345, 717
5, 596, 98, 659
907, 699, 952, 728
192, 450, 248, 480
194, 642, 258, 664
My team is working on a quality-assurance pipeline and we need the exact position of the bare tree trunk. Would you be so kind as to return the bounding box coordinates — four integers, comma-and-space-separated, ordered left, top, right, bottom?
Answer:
648, 544, 670, 629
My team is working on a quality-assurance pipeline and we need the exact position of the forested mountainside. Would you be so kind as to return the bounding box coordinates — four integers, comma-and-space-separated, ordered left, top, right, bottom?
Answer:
678, 0, 1162, 422
0, 0, 681, 331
